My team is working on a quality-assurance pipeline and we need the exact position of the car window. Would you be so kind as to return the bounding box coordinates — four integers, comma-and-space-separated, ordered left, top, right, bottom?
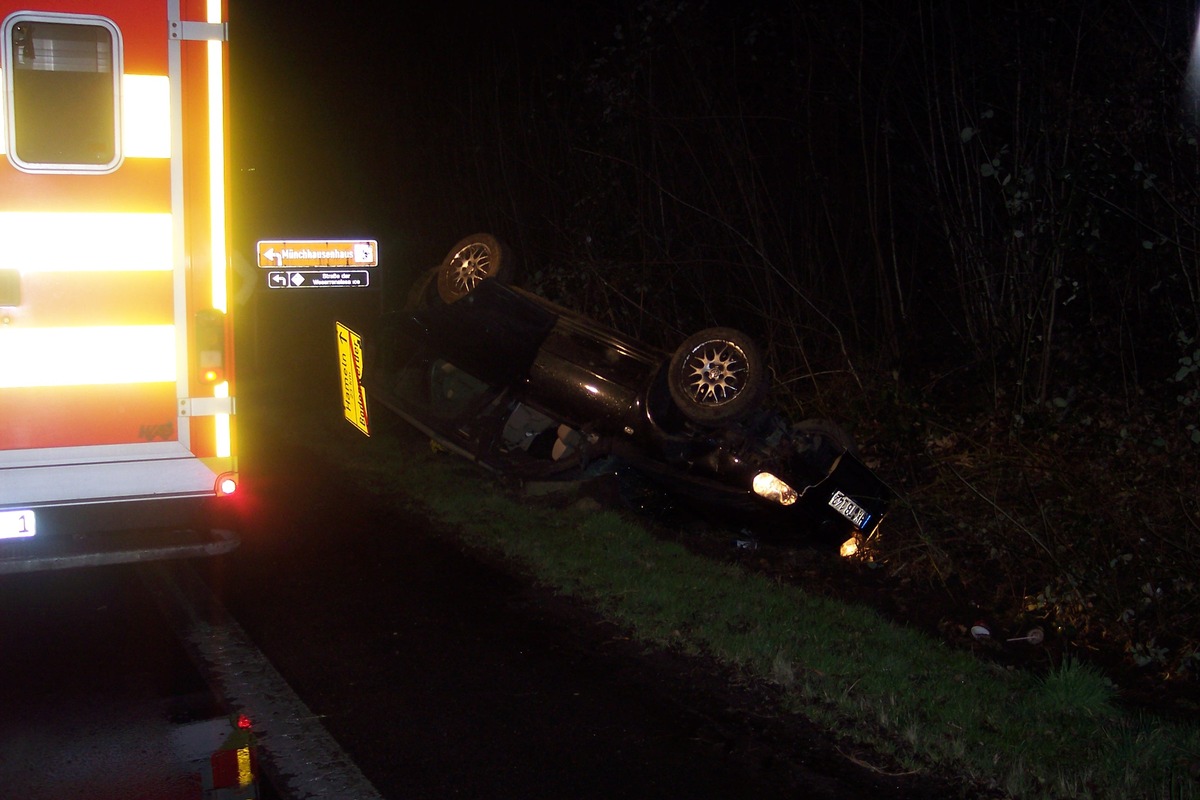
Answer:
3, 13, 123, 172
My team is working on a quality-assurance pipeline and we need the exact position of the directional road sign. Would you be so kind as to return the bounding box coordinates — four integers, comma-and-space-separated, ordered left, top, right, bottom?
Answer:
257, 239, 378, 268
265, 270, 371, 289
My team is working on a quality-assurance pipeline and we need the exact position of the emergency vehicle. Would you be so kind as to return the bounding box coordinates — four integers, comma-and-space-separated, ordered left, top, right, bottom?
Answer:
0, 0, 239, 572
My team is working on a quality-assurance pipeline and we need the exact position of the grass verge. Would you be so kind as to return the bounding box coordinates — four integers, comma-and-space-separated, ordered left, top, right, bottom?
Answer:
282, 407, 1200, 800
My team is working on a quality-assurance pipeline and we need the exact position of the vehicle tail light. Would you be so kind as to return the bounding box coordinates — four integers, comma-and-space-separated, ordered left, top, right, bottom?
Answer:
216, 473, 238, 496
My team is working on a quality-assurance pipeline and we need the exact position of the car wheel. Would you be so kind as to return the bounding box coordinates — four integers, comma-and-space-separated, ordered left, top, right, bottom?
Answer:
436, 233, 512, 303
791, 418, 858, 472
667, 327, 767, 425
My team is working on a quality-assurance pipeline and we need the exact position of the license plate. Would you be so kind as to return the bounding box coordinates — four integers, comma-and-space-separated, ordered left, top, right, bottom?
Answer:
828, 491, 870, 529
0, 509, 36, 540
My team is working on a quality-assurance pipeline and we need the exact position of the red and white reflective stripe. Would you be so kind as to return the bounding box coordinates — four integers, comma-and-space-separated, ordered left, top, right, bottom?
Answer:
0, 211, 172, 271
0, 47, 176, 447
202, 0, 232, 457
0, 326, 175, 388
123, 74, 171, 157
205, 1, 228, 314
0, 73, 170, 158
0, 1, 233, 467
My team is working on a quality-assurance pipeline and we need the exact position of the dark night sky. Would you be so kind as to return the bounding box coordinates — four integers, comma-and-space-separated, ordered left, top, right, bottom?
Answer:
229, 1, 598, 266
228, 1, 607, 370
229, 2, 1200, 365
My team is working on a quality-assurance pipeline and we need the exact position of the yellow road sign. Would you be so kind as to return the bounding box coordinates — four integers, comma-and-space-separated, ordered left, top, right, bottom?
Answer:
335, 321, 369, 436
258, 239, 378, 268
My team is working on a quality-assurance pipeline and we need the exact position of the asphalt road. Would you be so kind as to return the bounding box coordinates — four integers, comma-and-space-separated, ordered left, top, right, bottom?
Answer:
196, 372, 950, 800
0, 563, 281, 799
209, 409, 811, 799
0, 373, 950, 799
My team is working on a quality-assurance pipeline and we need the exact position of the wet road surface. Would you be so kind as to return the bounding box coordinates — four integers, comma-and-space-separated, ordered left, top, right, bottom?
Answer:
0, 380, 945, 799
194, 384, 937, 799
0, 565, 277, 799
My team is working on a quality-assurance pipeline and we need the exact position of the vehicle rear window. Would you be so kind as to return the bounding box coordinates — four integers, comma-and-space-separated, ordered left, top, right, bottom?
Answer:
2, 13, 122, 173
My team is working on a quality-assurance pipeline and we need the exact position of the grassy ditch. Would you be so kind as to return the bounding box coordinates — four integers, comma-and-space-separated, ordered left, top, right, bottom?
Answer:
285, 407, 1200, 800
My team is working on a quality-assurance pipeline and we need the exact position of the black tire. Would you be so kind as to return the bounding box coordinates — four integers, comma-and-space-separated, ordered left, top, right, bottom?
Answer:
436, 233, 513, 303
791, 418, 858, 472
402, 267, 438, 310
667, 327, 767, 425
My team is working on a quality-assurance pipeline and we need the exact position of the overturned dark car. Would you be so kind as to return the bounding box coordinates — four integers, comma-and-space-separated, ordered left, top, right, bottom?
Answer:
363, 234, 891, 550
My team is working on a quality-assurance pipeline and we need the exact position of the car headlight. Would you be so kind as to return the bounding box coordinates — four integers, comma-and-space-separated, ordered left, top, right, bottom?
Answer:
752, 472, 797, 506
